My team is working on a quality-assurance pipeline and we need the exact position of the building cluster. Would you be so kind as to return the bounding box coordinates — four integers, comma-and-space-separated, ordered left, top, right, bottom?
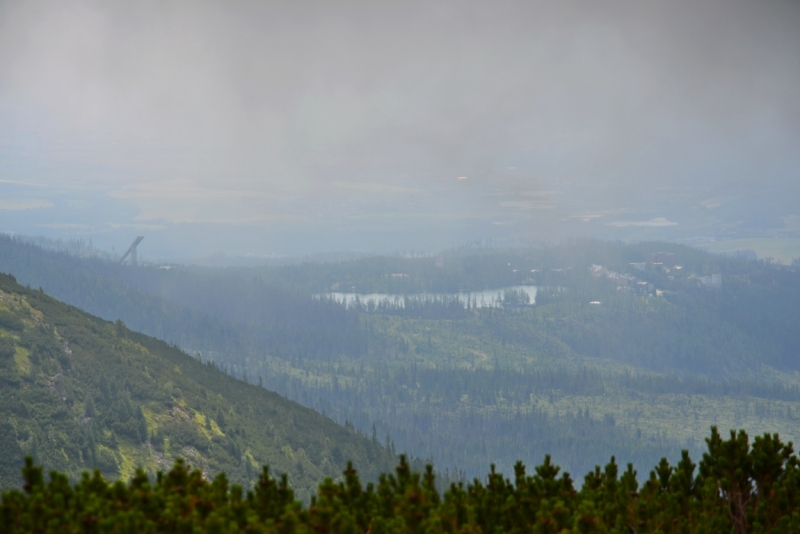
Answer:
589, 264, 655, 295
697, 273, 723, 288
648, 252, 679, 268
590, 251, 724, 293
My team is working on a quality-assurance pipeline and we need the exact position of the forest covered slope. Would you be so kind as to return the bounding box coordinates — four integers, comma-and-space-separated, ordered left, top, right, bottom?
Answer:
2, 235, 800, 483
0, 272, 394, 500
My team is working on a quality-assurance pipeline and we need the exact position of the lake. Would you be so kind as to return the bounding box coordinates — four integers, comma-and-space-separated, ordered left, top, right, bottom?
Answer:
318, 285, 537, 309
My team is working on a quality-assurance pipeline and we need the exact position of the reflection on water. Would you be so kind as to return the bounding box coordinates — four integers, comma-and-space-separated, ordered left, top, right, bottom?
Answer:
318, 285, 537, 309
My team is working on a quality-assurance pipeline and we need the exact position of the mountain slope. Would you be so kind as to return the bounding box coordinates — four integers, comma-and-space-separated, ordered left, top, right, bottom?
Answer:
0, 272, 394, 499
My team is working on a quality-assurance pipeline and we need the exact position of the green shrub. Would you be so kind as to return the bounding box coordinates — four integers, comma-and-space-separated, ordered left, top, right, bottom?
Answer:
0, 338, 15, 360
0, 311, 23, 332
3, 428, 800, 533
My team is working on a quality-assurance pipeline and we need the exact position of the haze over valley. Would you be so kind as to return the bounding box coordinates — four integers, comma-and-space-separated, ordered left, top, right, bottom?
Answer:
2, 0, 799, 258
1, 3, 800, 527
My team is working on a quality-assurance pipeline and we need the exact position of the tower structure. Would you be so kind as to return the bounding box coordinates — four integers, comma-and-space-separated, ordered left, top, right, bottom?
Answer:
120, 236, 144, 265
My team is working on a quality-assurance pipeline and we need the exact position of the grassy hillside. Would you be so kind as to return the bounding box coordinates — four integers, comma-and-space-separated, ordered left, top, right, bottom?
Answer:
0, 273, 394, 500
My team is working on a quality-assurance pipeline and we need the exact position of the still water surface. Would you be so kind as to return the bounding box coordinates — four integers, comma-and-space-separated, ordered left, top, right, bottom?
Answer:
319, 285, 537, 309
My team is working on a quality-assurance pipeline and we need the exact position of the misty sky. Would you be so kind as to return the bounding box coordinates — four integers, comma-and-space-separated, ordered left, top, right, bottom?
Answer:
1, 0, 799, 259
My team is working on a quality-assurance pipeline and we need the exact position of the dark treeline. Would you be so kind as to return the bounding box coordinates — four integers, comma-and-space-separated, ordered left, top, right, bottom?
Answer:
0, 236, 365, 359
531, 240, 800, 371
0, 236, 244, 353
470, 298, 769, 378
231, 355, 800, 478
4, 428, 800, 533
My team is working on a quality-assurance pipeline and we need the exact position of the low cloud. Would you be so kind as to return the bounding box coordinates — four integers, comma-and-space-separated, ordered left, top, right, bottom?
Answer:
331, 182, 423, 195
0, 199, 53, 210
607, 217, 678, 228
37, 223, 93, 230
0, 0, 798, 254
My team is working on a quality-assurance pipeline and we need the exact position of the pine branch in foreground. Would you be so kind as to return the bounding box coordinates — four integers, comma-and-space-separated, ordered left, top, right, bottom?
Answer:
2, 427, 800, 533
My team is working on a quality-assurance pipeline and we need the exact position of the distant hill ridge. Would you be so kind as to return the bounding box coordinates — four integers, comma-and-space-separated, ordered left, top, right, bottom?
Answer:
0, 272, 394, 500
